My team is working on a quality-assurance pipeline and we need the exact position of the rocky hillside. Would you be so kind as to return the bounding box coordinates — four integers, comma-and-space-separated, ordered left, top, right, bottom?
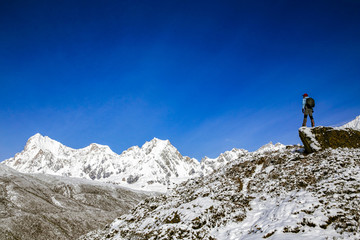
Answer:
0, 164, 150, 240
80, 145, 360, 240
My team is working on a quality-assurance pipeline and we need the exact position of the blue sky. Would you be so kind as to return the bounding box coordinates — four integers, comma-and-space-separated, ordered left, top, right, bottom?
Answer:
1, 0, 360, 161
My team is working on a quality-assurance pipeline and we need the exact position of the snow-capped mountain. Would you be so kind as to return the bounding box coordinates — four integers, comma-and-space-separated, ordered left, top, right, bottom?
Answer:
199, 142, 286, 175
341, 115, 360, 130
200, 148, 248, 175
254, 141, 286, 153
3, 134, 293, 193
3, 134, 200, 192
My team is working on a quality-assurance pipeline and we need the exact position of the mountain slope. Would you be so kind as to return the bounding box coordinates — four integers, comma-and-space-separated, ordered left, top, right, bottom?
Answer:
80, 145, 360, 240
341, 115, 360, 130
0, 164, 150, 240
200, 148, 248, 175
3, 134, 200, 192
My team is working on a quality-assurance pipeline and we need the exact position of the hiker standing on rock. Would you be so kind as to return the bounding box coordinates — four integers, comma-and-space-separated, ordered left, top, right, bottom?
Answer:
302, 93, 315, 127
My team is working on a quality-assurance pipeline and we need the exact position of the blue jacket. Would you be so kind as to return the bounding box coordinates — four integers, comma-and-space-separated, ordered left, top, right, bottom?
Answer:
302, 97, 309, 110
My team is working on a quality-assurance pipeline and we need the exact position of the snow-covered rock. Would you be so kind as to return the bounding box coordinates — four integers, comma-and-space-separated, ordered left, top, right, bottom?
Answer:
299, 126, 360, 153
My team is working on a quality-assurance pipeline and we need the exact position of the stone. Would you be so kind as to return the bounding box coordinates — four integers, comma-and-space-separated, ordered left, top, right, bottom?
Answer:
299, 126, 360, 153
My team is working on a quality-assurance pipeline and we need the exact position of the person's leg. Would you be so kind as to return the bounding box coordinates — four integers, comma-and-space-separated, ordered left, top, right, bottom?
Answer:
308, 109, 315, 127
310, 115, 315, 127
302, 115, 307, 127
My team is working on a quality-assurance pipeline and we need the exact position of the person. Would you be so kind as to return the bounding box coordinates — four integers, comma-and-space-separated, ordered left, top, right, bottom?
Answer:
302, 93, 315, 127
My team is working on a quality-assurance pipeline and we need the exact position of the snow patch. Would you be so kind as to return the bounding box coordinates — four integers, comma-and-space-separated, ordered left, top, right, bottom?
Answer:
51, 196, 63, 207
300, 127, 321, 151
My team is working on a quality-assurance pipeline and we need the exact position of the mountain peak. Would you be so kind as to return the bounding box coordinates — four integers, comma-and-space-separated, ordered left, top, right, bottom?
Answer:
149, 137, 171, 145
255, 141, 286, 153
27, 133, 45, 143
87, 143, 113, 152
80, 143, 118, 156
30, 132, 43, 139
25, 133, 61, 151
141, 137, 173, 154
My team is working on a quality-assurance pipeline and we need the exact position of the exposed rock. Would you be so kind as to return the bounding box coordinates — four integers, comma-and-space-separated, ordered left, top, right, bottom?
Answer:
299, 126, 360, 153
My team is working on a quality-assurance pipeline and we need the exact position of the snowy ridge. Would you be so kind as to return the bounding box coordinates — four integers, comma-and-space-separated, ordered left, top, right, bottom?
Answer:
200, 148, 248, 175
254, 141, 286, 153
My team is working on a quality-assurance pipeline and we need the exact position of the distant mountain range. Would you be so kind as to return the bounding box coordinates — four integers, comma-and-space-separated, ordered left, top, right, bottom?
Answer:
3, 115, 359, 193
3, 134, 284, 193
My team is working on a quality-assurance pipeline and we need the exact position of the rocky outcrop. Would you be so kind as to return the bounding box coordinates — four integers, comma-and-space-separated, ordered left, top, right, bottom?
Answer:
299, 126, 360, 153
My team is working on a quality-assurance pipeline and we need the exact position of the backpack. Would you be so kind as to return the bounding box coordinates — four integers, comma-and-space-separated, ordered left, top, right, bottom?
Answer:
306, 97, 315, 108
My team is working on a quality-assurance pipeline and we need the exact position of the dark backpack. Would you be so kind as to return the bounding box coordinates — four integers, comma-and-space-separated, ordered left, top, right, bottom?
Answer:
306, 97, 315, 108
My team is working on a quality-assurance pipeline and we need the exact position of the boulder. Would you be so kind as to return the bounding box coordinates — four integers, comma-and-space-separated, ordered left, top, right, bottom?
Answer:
299, 126, 360, 153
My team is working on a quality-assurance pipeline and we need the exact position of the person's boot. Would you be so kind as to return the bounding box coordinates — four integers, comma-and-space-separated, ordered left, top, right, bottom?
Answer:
302, 117, 307, 127
311, 119, 315, 127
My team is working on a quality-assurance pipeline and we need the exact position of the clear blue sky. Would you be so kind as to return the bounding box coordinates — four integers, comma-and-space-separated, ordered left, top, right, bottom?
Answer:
1, 0, 360, 161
